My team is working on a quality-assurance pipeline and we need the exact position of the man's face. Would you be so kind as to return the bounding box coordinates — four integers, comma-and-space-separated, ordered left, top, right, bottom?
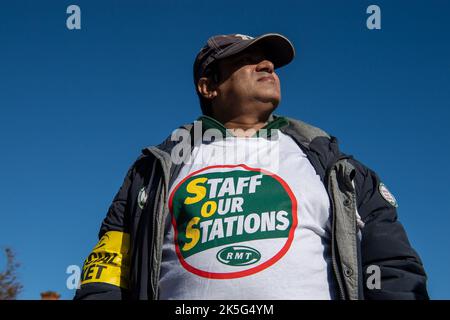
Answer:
213, 46, 281, 113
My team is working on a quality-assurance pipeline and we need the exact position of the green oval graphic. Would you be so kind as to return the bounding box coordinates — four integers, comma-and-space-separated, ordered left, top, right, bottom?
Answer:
216, 246, 261, 266
169, 165, 297, 279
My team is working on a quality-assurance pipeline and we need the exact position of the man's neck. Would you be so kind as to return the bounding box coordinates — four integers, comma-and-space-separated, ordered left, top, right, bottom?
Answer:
214, 115, 269, 137
223, 118, 268, 130
199, 113, 289, 139
211, 105, 273, 133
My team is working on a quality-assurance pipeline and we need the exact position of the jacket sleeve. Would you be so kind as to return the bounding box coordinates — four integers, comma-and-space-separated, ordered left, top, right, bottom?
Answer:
74, 158, 141, 300
352, 161, 429, 300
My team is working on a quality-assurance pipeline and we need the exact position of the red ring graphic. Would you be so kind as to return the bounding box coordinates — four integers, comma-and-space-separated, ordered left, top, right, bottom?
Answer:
168, 164, 298, 279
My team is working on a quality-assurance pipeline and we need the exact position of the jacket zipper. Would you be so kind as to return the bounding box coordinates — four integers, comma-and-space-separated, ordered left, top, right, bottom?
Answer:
150, 179, 163, 299
327, 162, 347, 300
145, 150, 168, 300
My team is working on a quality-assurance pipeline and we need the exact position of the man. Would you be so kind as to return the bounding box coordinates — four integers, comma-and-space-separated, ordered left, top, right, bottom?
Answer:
75, 33, 428, 300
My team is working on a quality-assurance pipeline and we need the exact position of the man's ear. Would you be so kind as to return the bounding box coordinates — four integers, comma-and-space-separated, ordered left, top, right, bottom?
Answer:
197, 77, 218, 100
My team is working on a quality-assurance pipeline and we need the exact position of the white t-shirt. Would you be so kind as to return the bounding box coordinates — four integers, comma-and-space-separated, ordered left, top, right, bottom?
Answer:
158, 131, 336, 299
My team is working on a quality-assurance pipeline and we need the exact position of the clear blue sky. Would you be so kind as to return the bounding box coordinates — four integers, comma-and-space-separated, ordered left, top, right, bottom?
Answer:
0, 0, 449, 300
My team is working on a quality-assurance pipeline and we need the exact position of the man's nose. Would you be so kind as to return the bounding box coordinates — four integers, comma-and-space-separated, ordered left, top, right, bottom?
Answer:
255, 59, 275, 74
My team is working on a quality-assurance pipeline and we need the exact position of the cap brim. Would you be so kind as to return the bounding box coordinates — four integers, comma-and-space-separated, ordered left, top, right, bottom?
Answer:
215, 33, 295, 69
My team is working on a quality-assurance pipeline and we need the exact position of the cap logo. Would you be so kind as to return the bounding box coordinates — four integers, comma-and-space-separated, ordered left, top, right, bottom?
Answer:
234, 34, 254, 40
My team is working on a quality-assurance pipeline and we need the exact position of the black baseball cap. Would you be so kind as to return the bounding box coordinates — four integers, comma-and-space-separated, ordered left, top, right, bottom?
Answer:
193, 33, 295, 85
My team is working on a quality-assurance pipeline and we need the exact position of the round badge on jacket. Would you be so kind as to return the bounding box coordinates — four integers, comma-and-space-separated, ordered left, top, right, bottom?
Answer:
379, 182, 398, 208
138, 187, 148, 210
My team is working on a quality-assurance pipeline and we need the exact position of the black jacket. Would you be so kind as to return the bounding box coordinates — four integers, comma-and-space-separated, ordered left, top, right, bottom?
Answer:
74, 116, 429, 300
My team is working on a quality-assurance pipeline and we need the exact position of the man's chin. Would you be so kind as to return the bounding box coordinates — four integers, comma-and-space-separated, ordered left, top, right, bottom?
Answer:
250, 101, 278, 119
255, 96, 280, 109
